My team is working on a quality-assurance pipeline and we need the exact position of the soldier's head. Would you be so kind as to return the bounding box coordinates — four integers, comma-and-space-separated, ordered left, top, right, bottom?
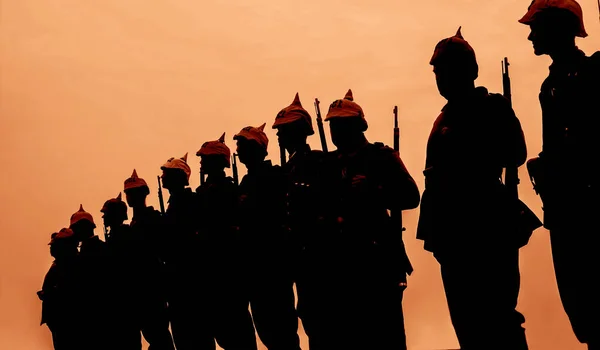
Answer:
519, 0, 586, 56
234, 124, 269, 166
430, 27, 478, 101
101, 192, 128, 228
49, 228, 78, 260
160, 153, 191, 191
272, 93, 314, 152
69, 205, 96, 241
325, 89, 368, 149
123, 169, 150, 208
196, 133, 231, 175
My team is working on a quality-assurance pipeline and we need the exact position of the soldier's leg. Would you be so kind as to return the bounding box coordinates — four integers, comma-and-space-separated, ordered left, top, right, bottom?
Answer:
551, 224, 600, 346
437, 250, 527, 350
213, 287, 257, 350
295, 254, 336, 350
168, 291, 216, 350
140, 297, 175, 350
483, 249, 528, 349
370, 283, 407, 350
249, 272, 301, 350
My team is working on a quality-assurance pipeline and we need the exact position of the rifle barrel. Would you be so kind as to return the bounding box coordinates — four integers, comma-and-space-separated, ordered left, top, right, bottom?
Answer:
393, 106, 399, 152
232, 153, 239, 186
157, 175, 166, 215
314, 98, 328, 152
502, 56, 519, 200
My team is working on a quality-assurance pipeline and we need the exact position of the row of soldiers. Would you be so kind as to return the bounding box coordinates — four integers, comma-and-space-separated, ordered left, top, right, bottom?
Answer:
39, 1, 600, 349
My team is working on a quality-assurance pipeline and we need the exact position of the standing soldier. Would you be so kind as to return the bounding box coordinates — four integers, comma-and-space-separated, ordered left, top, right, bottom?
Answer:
417, 28, 534, 349
519, 1, 600, 348
234, 124, 301, 350
195, 133, 258, 350
318, 89, 420, 349
101, 192, 138, 349
271, 92, 325, 348
123, 169, 175, 350
38, 228, 80, 350
160, 153, 213, 350
69, 205, 110, 350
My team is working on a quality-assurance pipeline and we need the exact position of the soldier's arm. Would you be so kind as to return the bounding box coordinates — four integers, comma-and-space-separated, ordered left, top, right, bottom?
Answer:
381, 149, 421, 211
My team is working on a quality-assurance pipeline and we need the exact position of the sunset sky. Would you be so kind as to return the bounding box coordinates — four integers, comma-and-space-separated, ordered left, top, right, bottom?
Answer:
1, 0, 599, 349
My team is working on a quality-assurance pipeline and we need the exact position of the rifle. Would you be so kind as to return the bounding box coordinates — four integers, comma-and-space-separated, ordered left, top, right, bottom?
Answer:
200, 169, 205, 186
502, 57, 520, 200
232, 153, 239, 186
393, 106, 399, 152
391, 106, 406, 233
157, 175, 166, 215
314, 98, 328, 152
391, 105, 411, 280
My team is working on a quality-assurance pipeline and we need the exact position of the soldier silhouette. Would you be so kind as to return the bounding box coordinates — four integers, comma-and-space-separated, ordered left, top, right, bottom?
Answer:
234, 124, 301, 350
39, 228, 80, 350
195, 133, 258, 350
69, 205, 110, 350
416, 28, 534, 349
101, 192, 139, 350
519, 1, 600, 348
315, 89, 420, 349
102, 192, 175, 350
123, 170, 175, 350
272, 92, 327, 349
160, 153, 214, 350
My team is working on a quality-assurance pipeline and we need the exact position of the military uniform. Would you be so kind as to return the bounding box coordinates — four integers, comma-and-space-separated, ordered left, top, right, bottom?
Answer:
39, 229, 80, 350
195, 134, 257, 350
123, 169, 175, 350
234, 124, 301, 350
309, 90, 420, 350
519, 1, 600, 345
271, 93, 327, 348
70, 205, 111, 350
105, 223, 144, 350
418, 30, 532, 349
161, 154, 214, 350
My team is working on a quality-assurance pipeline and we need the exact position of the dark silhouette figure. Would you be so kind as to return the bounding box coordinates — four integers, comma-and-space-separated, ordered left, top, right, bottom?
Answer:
102, 192, 140, 350
272, 93, 326, 349
195, 133, 258, 350
39, 228, 80, 350
69, 205, 110, 350
417, 28, 531, 350
309, 89, 420, 349
519, 1, 600, 348
102, 191, 175, 350
123, 170, 175, 350
160, 154, 214, 350
234, 124, 301, 350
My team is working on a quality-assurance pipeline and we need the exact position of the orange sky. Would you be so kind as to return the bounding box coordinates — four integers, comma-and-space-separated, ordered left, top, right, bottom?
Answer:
1, 1, 599, 349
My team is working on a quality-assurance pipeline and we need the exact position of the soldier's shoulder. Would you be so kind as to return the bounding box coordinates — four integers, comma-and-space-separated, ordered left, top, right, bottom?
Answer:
366, 142, 399, 161
588, 51, 600, 71
486, 92, 511, 108
370, 141, 395, 153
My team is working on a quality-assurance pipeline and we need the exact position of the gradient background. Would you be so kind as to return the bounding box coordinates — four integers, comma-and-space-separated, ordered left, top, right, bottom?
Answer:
1, 1, 599, 349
